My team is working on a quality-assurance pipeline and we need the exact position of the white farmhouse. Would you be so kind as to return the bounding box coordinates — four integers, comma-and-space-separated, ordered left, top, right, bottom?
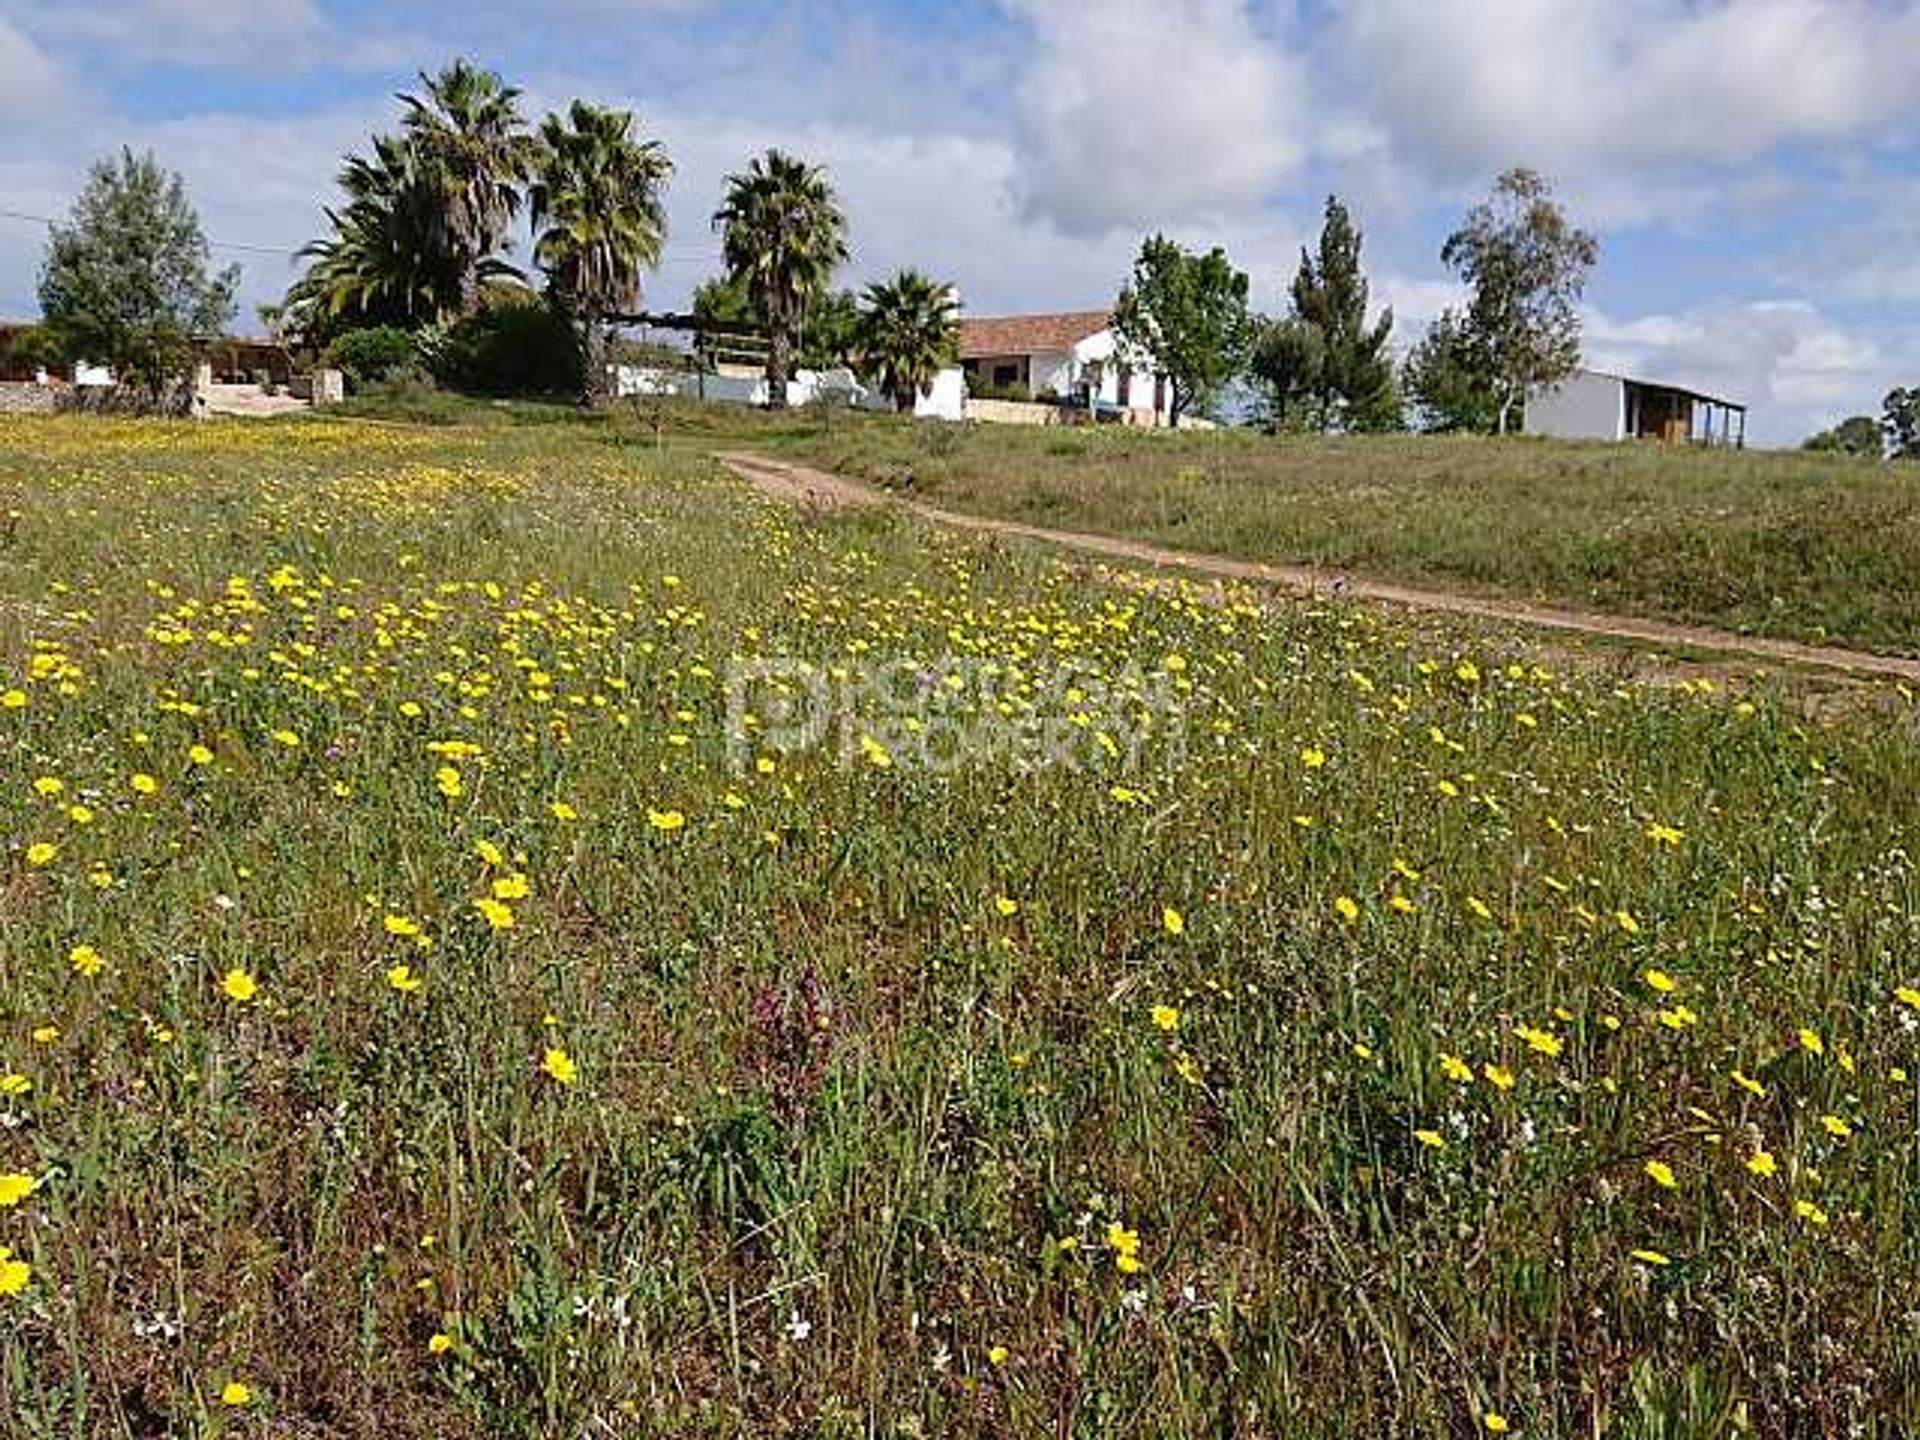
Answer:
958, 311, 1173, 426
1526, 368, 1747, 447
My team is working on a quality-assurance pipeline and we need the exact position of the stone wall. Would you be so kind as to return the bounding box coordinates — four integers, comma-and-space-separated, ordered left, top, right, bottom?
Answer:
0, 383, 58, 414
965, 397, 1064, 427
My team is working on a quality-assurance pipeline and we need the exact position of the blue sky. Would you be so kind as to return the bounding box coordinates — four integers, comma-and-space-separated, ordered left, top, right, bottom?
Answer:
2, 0, 1916, 443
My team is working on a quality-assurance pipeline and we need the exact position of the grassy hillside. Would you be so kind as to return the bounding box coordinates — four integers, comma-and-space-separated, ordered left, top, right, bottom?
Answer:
3, 413, 1919, 1436
771, 420, 1920, 655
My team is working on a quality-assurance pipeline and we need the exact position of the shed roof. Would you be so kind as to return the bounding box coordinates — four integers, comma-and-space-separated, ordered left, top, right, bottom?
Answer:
959, 310, 1111, 359
1585, 367, 1746, 412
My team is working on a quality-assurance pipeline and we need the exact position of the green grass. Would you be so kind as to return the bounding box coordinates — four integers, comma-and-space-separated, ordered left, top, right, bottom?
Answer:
763, 418, 1920, 656
2, 411, 1919, 1437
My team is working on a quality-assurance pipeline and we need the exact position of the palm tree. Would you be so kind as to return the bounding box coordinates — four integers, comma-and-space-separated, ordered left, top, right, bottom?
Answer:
399, 60, 535, 313
856, 270, 960, 413
285, 134, 464, 342
712, 150, 848, 408
530, 101, 672, 404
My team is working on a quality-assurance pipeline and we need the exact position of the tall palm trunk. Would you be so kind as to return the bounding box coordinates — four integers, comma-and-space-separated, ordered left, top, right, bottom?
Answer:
582, 312, 611, 408
766, 326, 792, 410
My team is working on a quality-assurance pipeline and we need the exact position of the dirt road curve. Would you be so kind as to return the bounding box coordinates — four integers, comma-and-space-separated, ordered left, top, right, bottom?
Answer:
716, 450, 1920, 685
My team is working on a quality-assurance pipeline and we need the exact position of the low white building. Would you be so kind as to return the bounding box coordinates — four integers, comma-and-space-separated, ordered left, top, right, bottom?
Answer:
958, 311, 1173, 426
1526, 368, 1747, 447
873, 366, 964, 421
612, 359, 966, 420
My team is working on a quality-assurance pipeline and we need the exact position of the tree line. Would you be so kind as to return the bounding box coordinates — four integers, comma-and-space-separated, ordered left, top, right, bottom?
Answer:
15, 83, 1603, 430
1110, 167, 1600, 434
279, 61, 963, 409
17, 61, 965, 412
1804, 392, 1920, 460
18, 70, 1918, 454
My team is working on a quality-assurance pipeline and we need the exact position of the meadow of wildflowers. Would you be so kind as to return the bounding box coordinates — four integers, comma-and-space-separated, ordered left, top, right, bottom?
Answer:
773, 418, 1920, 656
2, 412, 1918, 1437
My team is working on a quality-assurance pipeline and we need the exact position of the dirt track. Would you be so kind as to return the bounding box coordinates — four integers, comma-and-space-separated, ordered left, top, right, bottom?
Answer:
717, 449, 1920, 686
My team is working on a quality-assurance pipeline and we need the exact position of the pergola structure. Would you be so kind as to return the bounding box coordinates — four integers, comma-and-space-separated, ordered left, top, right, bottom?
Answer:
1624, 376, 1747, 449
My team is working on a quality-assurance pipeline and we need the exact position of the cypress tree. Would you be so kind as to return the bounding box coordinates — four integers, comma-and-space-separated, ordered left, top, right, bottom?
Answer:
1252, 195, 1399, 431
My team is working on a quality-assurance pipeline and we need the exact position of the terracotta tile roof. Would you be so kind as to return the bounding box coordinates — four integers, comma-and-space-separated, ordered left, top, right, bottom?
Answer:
959, 310, 1111, 359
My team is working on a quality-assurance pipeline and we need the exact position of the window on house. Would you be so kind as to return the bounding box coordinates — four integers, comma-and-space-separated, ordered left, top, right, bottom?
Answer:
993, 364, 1019, 389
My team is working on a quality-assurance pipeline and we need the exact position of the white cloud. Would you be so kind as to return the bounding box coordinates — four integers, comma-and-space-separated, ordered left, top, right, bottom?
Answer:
0, 97, 392, 323
641, 112, 1132, 314
0, 18, 68, 125
48, 0, 326, 64
1794, 179, 1920, 303
1334, 0, 1920, 214
1375, 275, 1467, 335
12, 0, 420, 72
1003, 0, 1303, 235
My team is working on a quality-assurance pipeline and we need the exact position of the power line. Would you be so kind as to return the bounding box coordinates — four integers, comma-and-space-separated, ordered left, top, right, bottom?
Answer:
0, 207, 301, 258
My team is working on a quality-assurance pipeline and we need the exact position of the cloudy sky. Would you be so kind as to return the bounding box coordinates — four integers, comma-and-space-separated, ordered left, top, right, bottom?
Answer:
1, 0, 1915, 443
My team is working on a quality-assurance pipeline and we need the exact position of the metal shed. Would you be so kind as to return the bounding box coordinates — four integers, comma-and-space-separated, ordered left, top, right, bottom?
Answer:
1526, 368, 1746, 448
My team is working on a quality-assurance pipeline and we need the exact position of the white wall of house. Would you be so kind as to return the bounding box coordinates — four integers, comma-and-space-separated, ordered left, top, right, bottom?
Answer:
853, 366, 964, 420
611, 364, 880, 410
915, 367, 964, 420
1073, 330, 1171, 422
967, 329, 1172, 424
1526, 370, 1625, 441
1022, 349, 1073, 397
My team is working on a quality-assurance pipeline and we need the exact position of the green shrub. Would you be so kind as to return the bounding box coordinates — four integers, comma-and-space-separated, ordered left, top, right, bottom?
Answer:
2, 324, 66, 376
321, 326, 420, 394
426, 299, 582, 398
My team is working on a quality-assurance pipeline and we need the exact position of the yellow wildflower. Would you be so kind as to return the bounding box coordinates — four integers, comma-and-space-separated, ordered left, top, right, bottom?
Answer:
474, 897, 515, 931
1516, 1026, 1562, 1058
0, 1246, 31, 1295
0, 1172, 36, 1207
